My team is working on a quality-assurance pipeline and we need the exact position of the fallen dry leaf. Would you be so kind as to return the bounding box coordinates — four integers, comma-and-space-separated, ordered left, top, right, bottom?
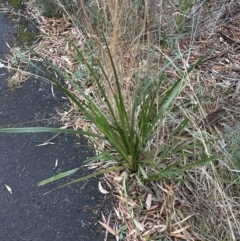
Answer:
98, 221, 116, 236
146, 193, 152, 210
4, 184, 12, 194
198, 108, 226, 128
98, 181, 109, 194
0, 62, 4, 68
53, 158, 58, 170
36, 142, 55, 147
133, 219, 144, 231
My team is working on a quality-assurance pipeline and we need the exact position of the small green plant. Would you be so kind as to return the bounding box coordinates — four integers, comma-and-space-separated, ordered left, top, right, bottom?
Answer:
10, 0, 22, 8
0, 37, 216, 189
223, 123, 240, 171
36, 0, 75, 17
172, 0, 193, 33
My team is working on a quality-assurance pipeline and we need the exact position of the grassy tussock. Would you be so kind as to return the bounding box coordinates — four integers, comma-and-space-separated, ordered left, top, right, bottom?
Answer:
6, 0, 240, 240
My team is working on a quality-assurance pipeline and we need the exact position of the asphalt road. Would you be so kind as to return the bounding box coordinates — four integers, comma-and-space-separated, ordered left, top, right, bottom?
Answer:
0, 8, 109, 241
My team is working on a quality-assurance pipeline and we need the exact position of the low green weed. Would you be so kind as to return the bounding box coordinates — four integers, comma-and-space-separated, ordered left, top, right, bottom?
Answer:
223, 123, 240, 172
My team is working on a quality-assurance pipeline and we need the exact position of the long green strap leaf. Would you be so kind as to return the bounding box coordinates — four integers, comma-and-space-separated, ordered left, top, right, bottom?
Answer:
0, 127, 103, 138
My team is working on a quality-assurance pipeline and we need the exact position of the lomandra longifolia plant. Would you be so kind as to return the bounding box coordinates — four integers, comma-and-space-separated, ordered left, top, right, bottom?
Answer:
0, 38, 216, 188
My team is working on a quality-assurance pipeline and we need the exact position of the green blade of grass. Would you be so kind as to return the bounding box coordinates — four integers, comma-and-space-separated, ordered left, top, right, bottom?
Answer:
41, 166, 124, 189
0, 127, 102, 138
146, 156, 218, 181
39, 167, 80, 186
143, 79, 183, 141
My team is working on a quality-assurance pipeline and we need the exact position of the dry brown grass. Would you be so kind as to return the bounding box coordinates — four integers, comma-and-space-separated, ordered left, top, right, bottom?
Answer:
7, 0, 240, 240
